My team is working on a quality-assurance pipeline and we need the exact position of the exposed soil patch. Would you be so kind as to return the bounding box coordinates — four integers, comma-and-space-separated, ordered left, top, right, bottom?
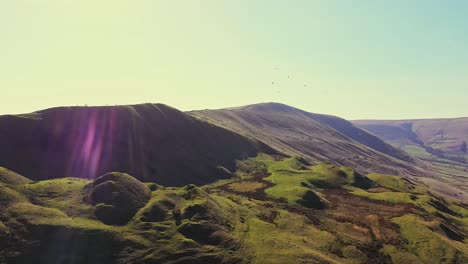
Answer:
216, 170, 281, 202
257, 210, 278, 224
227, 181, 265, 193
322, 189, 414, 246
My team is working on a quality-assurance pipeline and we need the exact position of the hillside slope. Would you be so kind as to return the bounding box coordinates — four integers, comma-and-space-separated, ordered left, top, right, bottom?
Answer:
1, 158, 466, 264
353, 118, 468, 164
190, 103, 424, 177
0, 104, 276, 185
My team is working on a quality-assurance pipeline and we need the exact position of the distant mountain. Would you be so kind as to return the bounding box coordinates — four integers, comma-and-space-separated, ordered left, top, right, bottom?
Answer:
0, 104, 276, 185
353, 118, 468, 164
190, 103, 425, 176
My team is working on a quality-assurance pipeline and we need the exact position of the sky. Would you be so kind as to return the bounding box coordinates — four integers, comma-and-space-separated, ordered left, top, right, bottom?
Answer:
1, 0, 467, 119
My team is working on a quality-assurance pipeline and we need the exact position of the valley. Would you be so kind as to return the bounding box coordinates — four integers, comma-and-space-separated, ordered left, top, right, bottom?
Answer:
0, 103, 467, 264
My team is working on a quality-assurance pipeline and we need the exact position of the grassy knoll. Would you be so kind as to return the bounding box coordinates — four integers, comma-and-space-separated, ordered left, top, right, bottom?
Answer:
392, 214, 467, 263
256, 155, 374, 206
22, 177, 93, 218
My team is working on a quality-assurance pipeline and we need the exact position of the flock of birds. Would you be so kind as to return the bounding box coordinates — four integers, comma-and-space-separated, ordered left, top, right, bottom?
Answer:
271, 67, 328, 95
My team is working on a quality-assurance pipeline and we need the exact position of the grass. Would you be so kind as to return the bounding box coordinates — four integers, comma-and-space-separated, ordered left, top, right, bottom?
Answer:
243, 213, 345, 264
366, 173, 413, 192
1, 158, 467, 264
0, 167, 32, 185
0, 183, 28, 207
347, 173, 468, 225
257, 156, 373, 205
84, 172, 151, 225
211, 192, 348, 264
381, 245, 425, 264
256, 156, 315, 203
1, 176, 246, 263
347, 174, 456, 219
401, 144, 434, 158
350, 188, 428, 204
22, 178, 93, 218
259, 156, 345, 204
392, 214, 468, 263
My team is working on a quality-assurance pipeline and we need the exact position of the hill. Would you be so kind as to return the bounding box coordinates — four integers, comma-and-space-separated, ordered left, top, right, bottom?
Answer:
353, 118, 468, 164
1, 158, 466, 263
353, 118, 468, 192
190, 103, 424, 177
0, 104, 276, 185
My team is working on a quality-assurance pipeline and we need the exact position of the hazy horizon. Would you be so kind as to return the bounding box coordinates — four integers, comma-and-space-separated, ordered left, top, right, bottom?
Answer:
2, 0, 467, 119
3, 101, 468, 121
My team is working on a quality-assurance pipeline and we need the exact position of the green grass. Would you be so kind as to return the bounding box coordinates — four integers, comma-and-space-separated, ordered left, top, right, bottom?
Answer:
450, 203, 468, 218
5, 202, 68, 222
264, 163, 316, 203
244, 212, 345, 264
211, 192, 348, 264
381, 244, 425, 264
0, 183, 28, 207
22, 178, 93, 218
401, 144, 434, 158
347, 174, 446, 216
258, 156, 373, 205
84, 172, 151, 225
1, 158, 467, 264
0, 167, 32, 185
308, 163, 351, 188
366, 173, 425, 193
392, 214, 467, 263
346, 173, 467, 223
350, 188, 429, 204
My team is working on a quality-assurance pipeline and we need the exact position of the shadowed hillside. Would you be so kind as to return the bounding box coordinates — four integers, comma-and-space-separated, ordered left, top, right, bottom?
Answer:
0, 104, 276, 185
190, 103, 424, 177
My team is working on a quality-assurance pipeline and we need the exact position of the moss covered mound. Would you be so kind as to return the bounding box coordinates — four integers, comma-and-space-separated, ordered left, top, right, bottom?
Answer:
350, 171, 376, 189
84, 172, 151, 225
178, 222, 233, 246
0, 167, 32, 185
140, 200, 173, 222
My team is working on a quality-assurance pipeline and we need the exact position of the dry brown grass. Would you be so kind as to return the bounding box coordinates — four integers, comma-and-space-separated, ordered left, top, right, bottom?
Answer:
228, 181, 265, 193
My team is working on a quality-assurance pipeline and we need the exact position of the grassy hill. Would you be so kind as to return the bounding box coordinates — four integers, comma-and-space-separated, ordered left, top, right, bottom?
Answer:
1, 157, 466, 263
0, 104, 276, 185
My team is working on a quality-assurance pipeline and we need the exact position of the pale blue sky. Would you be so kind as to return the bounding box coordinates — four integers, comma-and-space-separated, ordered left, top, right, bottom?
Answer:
1, 0, 467, 119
